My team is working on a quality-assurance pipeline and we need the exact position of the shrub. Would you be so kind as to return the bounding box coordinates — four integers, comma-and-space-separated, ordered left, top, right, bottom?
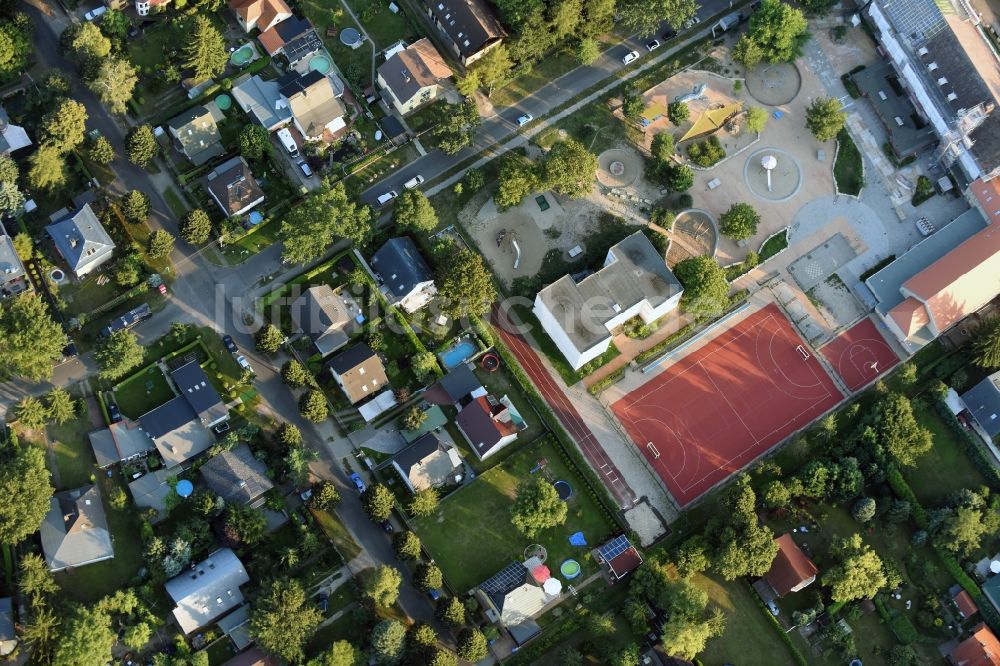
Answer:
686, 136, 726, 167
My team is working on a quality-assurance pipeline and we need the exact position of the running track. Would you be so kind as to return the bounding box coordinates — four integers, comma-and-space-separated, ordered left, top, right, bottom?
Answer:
492, 307, 637, 509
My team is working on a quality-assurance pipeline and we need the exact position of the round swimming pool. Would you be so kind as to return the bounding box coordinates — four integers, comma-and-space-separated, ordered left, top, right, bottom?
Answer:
560, 559, 581, 579
215, 93, 232, 111
230, 44, 255, 66
309, 54, 333, 74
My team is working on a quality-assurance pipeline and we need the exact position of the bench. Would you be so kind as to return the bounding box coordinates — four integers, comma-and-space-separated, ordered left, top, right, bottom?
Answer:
707, 178, 721, 190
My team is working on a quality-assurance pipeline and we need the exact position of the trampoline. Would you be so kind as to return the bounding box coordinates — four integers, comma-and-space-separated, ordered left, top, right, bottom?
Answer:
215, 93, 232, 111
560, 559, 581, 579
309, 54, 333, 74
481, 352, 500, 372
230, 43, 255, 66
175, 479, 194, 497
553, 480, 572, 500
340, 27, 361, 47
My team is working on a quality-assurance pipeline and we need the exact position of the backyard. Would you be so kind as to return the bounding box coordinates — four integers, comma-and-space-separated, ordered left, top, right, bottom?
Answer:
113, 365, 174, 420
413, 436, 617, 592
298, 0, 372, 90
905, 408, 988, 506
48, 412, 100, 490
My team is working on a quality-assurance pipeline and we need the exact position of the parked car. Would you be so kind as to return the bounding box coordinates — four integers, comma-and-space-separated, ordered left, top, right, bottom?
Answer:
236, 355, 253, 373
662, 28, 677, 40
516, 113, 533, 127
376, 191, 398, 207
100, 303, 152, 337
108, 402, 122, 424
379, 519, 394, 533
84, 6, 107, 20
221, 334, 237, 354
622, 50, 640, 64
212, 421, 231, 436
317, 593, 329, 613
767, 600, 779, 616
682, 16, 701, 29
60, 342, 78, 362
350, 473, 366, 493
403, 175, 425, 189
645, 39, 660, 51
298, 161, 313, 177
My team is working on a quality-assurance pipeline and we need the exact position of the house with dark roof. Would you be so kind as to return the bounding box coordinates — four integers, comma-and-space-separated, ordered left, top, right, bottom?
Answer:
88, 420, 156, 468
0, 597, 16, 656
172, 360, 229, 428
424, 0, 505, 66
207, 156, 265, 218
233, 75, 293, 130
165, 548, 249, 634
763, 534, 818, 597
229, 0, 291, 33
455, 393, 525, 460
475, 559, 551, 646
424, 364, 484, 406
534, 232, 683, 370
128, 468, 174, 521
291, 284, 363, 356
961, 371, 1000, 441
167, 103, 225, 165
0, 230, 28, 298
40, 485, 114, 572
371, 237, 437, 313
258, 17, 322, 66
280, 70, 347, 141
390, 433, 463, 493
200, 444, 274, 507
327, 343, 390, 404
377, 38, 452, 115
950, 622, 1000, 666
45, 204, 116, 278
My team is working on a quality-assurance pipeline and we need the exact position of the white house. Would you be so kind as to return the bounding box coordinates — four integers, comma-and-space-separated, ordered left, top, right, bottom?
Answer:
376, 38, 452, 115
533, 232, 683, 370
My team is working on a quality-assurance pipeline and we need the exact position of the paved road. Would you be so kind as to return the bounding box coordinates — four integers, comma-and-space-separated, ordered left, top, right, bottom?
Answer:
360, 0, 739, 204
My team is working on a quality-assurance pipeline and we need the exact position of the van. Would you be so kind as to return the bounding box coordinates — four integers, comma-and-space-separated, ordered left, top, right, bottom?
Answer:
84, 6, 107, 20
376, 191, 399, 206
277, 128, 299, 157
403, 175, 424, 190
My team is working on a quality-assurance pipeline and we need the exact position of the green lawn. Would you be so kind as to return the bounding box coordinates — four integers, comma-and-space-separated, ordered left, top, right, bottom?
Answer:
759, 229, 789, 261
344, 0, 421, 50
306, 613, 361, 658
161, 187, 189, 219
491, 49, 584, 109
414, 436, 616, 592
113, 366, 174, 419
343, 144, 420, 195
311, 508, 363, 561
299, 0, 372, 89
47, 414, 98, 490
534, 102, 627, 155
834, 129, 864, 196
57, 276, 125, 319
905, 408, 988, 506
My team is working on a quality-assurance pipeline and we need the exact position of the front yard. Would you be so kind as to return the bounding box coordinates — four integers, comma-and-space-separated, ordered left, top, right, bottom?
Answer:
413, 435, 617, 592
48, 413, 99, 490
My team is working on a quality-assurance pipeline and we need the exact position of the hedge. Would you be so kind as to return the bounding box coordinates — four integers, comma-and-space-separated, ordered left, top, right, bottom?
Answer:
635, 323, 697, 365
588, 367, 626, 395
933, 399, 1000, 490
747, 582, 809, 666
390, 307, 443, 378
885, 468, 928, 529
874, 596, 918, 644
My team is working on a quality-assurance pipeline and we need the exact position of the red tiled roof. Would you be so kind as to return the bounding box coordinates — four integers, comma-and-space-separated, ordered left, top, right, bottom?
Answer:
764, 534, 818, 597
951, 623, 1000, 666
607, 547, 643, 579
889, 297, 930, 338
956, 589, 980, 619
971, 178, 1000, 226
257, 24, 284, 54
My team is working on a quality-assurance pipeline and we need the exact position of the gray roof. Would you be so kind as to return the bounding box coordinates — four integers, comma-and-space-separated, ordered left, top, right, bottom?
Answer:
140, 396, 214, 468
45, 204, 115, 276
536, 232, 682, 351
866, 207, 987, 314
425, 364, 483, 405
291, 285, 361, 356
217, 604, 253, 650
0, 106, 31, 154
171, 361, 228, 427
233, 75, 292, 129
327, 342, 377, 375
426, 0, 504, 59
165, 548, 249, 634
200, 444, 273, 504
40, 486, 114, 572
167, 104, 224, 165
207, 157, 265, 217
371, 237, 434, 303
88, 428, 118, 468
128, 467, 174, 520
969, 113, 1000, 173
962, 371, 1000, 438
390, 433, 462, 491
0, 597, 13, 643
0, 234, 25, 286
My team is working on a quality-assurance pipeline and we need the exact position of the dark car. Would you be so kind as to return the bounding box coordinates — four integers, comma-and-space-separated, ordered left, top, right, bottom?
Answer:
61, 342, 79, 362
662, 28, 677, 40
317, 593, 329, 613
108, 403, 122, 423
379, 519, 394, 533
222, 334, 238, 354
212, 421, 231, 436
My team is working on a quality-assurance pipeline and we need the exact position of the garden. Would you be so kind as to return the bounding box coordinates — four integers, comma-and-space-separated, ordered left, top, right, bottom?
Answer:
834, 129, 864, 196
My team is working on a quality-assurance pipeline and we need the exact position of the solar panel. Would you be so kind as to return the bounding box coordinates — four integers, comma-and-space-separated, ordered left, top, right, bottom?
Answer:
598, 535, 632, 561
480, 562, 526, 595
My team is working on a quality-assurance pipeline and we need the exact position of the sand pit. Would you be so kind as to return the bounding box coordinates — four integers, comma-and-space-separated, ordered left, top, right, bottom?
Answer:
468, 210, 545, 287
597, 148, 643, 188
745, 62, 801, 106
666, 209, 717, 267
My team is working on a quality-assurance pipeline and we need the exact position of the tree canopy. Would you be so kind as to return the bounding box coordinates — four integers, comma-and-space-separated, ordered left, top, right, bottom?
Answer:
362, 483, 394, 522
617, 0, 697, 34
719, 203, 761, 241
973, 317, 1000, 368
436, 247, 496, 318
0, 292, 68, 382
495, 153, 539, 209
40, 99, 88, 153
0, 17, 31, 83
394, 190, 438, 232
63, 21, 110, 63
250, 578, 323, 664
239, 125, 271, 160
543, 138, 598, 198
869, 392, 932, 467
52, 606, 115, 666
95, 330, 145, 381
182, 16, 228, 81
409, 487, 439, 517
281, 183, 373, 264
674, 256, 730, 319
86, 57, 138, 115
371, 619, 407, 664
0, 433, 53, 544
27, 144, 68, 192
743, 0, 809, 64
311, 641, 359, 666
362, 565, 403, 607
822, 533, 894, 602
126, 124, 159, 167
457, 627, 489, 662
180, 209, 213, 245
711, 475, 778, 579
511, 477, 568, 537
473, 44, 514, 95
299, 390, 329, 422
805, 97, 847, 142
393, 530, 422, 560
433, 102, 481, 155
255, 324, 284, 354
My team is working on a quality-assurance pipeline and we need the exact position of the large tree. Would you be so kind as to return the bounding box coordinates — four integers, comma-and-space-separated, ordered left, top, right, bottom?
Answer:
52, 606, 115, 666
255, 323, 284, 354
362, 565, 403, 607
180, 208, 213, 245
414, 562, 444, 591
394, 190, 438, 232
361, 482, 394, 522
473, 43, 513, 96
0, 433, 52, 544
40, 99, 88, 153
371, 619, 407, 664
436, 596, 466, 626
822, 533, 892, 602
126, 124, 158, 167
495, 153, 539, 209
280, 183, 373, 264
0, 292, 68, 381
543, 138, 598, 197
973, 316, 1000, 368
182, 16, 228, 81
94, 330, 145, 381
0, 17, 31, 83
393, 530, 422, 560
63, 21, 111, 63
869, 392, 932, 467
939, 506, 990, 557
19, 553, 58, 603
674, 255, 730, 319
617, 0, 698, 35
409, 488, 439, 517
744, 0, 809, 63
719, 203, 761, 241
46, 387, 76, 425
250, 578, 322, 664
86, 57, 138, 115
511, 477, 567, 537
89, 136, 115, 165
436, 247, 496, 318
27, 144, 68, 192
239, 125, 271, 160
299, 390, 329, 422
121, 190, 151, 224
805, 97, 847, 142
313, 640, 359, 666
711, 475, 779, 579
549, 0, 582, 40
456, 628, 489, 662
580, 0, 615, 37
433, 101, 481, 155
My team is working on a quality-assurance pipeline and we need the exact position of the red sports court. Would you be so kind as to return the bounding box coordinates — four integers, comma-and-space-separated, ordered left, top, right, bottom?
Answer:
612, 304, 842, 506
819, 317, 900, 393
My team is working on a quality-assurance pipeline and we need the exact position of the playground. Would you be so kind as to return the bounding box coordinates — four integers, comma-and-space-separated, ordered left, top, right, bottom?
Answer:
611, 304, 842, 506
819, 317, 900, 393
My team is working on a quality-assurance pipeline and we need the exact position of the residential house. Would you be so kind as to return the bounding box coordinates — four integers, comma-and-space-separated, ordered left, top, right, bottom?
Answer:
88, 420, 156, 468
954, 587, 980, 620
866, 206, 1000, 354
327, 343, 389, 404
0, 598, 16, 657
217, 604, 253, 651
377, 38, 452, 115
232, 75, 293, 130
594, 534, 643, 581
135, 0, 170, 16
534, 232, 683, 370
128, 468, 174, 520
229, 0, 292, 33
949, 623, 1000, 666
961, 371, 1000, 441
455, 393, 526, 460
371, 237, 437, 313
390, 433, 463, 493
0, 106, 30, 154
401, 404, 448, 442
207, 156, 265, 218
200, 444, 274, 507
764, 534, 818, 597
222, 648, 279, 666
0, 230, 28, 298
863, 0, 1000, 182
167, 104, 225, 166
424, 364, 484, 406
258, 17, 322, 67
969, 177, 1000, 226
45, 204, 116, 278
165, 548, 249, 634
280, 70, 347, 141
40, 485, 114, 572
291, 284, 363, 356
475, 558, 552, 646
424, 0, 505, 66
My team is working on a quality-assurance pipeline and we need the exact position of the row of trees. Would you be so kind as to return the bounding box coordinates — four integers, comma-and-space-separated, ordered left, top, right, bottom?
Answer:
495, 138, 599, 209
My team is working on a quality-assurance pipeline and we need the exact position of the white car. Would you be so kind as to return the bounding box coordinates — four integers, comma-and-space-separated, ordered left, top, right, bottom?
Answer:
516, 113, 533, 127
403, 175, 425, 190
622, 50, 640, 64
84, 6, 107, 20
376, 190, 398, 206
236, 355, 253, 373
683, 16, 701, 29
646, 39, 660, 52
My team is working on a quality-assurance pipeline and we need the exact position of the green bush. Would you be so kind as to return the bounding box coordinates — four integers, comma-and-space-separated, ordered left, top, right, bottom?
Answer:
686, 136, 726, 167
885, 468, 928, 529
588, 368, 626, 395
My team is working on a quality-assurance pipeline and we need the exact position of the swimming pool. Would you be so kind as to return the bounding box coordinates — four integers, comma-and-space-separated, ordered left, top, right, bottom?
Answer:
230, 43, 255, 66
439, 339, 477, 369
309, 54, 333, 74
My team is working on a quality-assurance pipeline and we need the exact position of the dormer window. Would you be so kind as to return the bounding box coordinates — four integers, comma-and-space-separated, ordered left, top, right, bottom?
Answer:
928, 62, 938, 71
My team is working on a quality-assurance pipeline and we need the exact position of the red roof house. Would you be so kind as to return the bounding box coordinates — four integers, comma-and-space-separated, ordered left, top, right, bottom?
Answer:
763, 534, 818, 597
950, 623, 1000, 666
955, 589, 980, 620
